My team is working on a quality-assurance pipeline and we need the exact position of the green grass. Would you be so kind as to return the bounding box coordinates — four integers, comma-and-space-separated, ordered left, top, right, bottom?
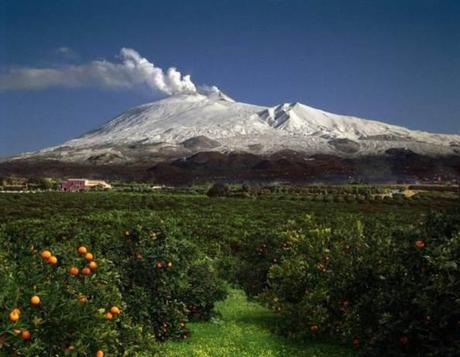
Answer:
161, 289, 355, 357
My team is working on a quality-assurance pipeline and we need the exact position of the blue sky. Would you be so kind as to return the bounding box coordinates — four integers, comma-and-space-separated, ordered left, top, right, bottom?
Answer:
1, 0, 459, 156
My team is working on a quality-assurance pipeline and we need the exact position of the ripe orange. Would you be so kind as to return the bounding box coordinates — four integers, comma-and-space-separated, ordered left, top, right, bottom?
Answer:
78, 246, 87, 255
79, 295, 88, 304
9, 311, 20, 322
415, 240, 425, 249
310, 324, 319, 333
48, 256, 58, 265
41, 250, 52, 260
85, 252, 94, 262
88, 261, 97, 270
110, 306, 121, 315
31, 295, 41, 305
69, 266, 79, 276
105, 311, 113, 320
21, 330, 31, 341
81, 267, 91, 276
96, 350, 104, 357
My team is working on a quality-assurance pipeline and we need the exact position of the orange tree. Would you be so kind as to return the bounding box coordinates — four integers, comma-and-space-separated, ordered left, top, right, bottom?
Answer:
0, 211, 227, 354
0, 233, 156, 355
236, 210, 460, 355
105, 221, 227, 339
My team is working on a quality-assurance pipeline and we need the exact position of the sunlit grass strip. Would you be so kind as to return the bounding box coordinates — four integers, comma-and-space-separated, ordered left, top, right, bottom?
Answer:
162, 289, 354, 357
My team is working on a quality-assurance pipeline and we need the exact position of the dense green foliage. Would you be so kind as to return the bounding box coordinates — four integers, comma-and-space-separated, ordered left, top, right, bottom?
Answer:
206, 183, 230, 197
0, 203, 227, 355
236, 211, 460, 356
0, 231, 156, 355
0, 190, 458, 355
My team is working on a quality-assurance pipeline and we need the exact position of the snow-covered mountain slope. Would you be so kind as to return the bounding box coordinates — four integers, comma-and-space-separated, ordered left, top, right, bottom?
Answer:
17, 89, 460, 163
64, 90, 267, 148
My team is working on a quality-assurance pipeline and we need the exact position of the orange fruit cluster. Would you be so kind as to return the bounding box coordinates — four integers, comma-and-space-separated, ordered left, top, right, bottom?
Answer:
36, 245, 108, 354
105, 305, 121, 320
12, 327, 31, 341
74, 246, 98, 277
6, 250, 52, 346
8, 302, 38, 343
41, 250, 58, 265
156, 260, 173, 269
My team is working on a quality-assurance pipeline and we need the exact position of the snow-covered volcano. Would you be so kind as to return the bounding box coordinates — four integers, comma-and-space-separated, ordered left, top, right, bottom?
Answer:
16, 89, 460, 163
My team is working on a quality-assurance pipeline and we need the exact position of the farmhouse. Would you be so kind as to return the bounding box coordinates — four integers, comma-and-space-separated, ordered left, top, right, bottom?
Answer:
60, 179, 112, 192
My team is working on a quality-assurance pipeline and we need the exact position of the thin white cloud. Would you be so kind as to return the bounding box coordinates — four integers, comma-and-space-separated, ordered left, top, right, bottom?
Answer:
56, 46, 80, 60
0, 48, 197, 95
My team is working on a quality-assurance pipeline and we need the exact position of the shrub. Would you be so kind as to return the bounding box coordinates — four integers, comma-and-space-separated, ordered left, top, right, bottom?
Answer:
178, 258, 227, 321
207, 183, 230, 197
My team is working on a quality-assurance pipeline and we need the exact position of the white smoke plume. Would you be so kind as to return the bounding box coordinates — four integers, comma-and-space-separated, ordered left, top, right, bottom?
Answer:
0, 48, 197, 95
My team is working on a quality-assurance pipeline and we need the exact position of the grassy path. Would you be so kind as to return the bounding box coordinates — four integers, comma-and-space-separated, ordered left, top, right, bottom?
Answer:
161, 289, 354, 357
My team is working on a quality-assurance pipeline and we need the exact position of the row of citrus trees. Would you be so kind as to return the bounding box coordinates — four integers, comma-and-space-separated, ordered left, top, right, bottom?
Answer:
234, 209, 460, 356
0, 212, 226, 355
1, 195, 459, 356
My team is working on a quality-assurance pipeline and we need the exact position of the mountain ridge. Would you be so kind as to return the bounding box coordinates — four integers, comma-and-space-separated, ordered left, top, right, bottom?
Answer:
12, 89, 460, 165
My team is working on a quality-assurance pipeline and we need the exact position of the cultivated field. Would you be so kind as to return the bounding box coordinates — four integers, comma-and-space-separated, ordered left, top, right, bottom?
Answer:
0, 189, 458, 356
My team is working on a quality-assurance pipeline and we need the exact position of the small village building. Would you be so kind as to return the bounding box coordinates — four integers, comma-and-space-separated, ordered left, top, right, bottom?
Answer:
60, 179, 111, 192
